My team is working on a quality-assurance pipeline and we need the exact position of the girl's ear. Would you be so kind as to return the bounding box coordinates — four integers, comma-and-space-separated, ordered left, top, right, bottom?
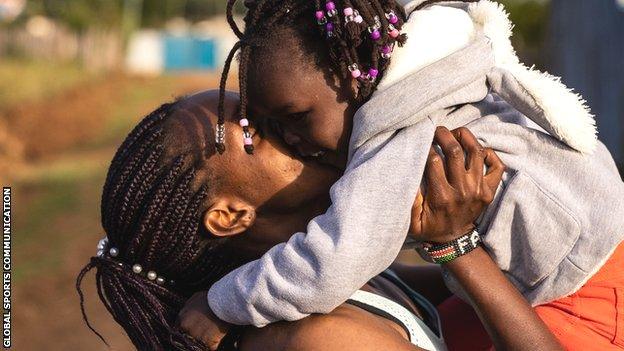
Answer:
202, 197, 256, 238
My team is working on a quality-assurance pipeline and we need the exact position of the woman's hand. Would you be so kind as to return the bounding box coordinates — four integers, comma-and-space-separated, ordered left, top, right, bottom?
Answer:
177, 291, 232, 351
409, 127, 505, 243
405, 128, 561, 350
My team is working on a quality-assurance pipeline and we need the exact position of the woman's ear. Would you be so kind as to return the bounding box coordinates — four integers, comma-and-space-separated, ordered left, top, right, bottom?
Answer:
202, 197, 256, 238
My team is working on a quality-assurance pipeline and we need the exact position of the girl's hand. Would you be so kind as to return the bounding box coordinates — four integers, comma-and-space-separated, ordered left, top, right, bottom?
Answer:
409, 127, 505, 243
177, 291, 232, 351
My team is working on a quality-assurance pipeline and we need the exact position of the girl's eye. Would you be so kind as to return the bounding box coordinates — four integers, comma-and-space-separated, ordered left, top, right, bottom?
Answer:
288, 111, 309, 123
268, 118, 284, 137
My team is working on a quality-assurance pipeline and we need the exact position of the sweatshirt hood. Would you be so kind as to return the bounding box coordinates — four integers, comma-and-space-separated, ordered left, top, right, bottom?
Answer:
352, 0, 597, 154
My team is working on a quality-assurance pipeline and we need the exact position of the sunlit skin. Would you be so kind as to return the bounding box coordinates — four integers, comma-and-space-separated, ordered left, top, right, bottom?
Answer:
166, 90, 340, 259
247, 28, 358, 170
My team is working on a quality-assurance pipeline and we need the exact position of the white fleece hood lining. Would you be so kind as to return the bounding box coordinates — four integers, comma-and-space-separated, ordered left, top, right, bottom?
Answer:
378, 0, 597, 153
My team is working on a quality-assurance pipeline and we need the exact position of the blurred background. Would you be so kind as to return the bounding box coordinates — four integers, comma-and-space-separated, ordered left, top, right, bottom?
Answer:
0, 0, 622, 350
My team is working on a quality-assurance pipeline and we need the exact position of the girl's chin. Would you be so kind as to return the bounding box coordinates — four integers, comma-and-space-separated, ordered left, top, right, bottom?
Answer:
315, 151, 347, 172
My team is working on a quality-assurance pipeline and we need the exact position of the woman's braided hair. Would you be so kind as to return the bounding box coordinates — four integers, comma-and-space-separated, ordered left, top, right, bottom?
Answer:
76, 102, 245, 350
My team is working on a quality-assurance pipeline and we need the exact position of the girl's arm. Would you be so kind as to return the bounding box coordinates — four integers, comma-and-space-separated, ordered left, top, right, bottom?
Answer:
418, 127, 562, 350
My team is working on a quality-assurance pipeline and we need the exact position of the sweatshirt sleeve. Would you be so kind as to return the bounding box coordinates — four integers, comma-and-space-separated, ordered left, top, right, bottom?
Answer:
207, 122, 436, 326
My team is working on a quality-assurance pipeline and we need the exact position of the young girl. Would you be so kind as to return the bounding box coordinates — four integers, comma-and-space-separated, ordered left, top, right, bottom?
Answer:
189, 0, 624, 349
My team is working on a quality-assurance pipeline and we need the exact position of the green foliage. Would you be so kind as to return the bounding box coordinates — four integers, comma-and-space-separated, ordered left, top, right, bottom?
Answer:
26, 0, 124, 31
501, 0, 549, 47
500, 0, 550, 67
22, 0, 246, 30
141, 0, 245, 27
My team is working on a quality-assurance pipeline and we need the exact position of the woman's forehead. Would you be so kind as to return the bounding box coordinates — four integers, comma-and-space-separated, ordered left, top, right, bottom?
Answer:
162, 91, 243, 157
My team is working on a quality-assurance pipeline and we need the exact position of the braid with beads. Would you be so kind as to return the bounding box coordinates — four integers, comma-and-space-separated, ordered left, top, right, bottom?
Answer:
76, 102, 247, 350
216, 0, 479, 155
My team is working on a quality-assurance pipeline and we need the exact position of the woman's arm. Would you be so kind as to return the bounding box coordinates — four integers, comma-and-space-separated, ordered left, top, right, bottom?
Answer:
446, 247, 561, 350
416, 127, 562, 350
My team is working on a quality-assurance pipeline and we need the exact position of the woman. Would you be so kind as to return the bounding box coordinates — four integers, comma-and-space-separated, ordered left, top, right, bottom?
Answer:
202, 1, 624, 349
77, 90, 560, 350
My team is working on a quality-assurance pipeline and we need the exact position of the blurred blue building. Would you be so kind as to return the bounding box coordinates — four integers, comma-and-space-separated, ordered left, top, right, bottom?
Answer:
163, 35, 216, 71
550, 0, 624, 166
125, 20, 238, 76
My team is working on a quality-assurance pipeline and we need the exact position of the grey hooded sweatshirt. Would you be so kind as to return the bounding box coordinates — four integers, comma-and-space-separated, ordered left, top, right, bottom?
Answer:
208, 1, 624, 327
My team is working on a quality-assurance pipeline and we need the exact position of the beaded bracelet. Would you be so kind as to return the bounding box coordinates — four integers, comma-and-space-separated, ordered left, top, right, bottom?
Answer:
423, 229, 482, 264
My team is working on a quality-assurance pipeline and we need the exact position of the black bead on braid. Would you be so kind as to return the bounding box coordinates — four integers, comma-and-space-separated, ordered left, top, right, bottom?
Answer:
77, 102, 246, 351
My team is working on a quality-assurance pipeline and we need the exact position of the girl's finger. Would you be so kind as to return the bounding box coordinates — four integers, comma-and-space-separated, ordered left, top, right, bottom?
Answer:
452, 127, 485, 178
434, 126, 466, 186
483, 148, 506, 192
424, 146, 451, 198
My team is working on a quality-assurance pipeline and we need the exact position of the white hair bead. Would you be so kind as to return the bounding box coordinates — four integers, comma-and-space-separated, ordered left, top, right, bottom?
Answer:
96, 250, 104, 257
132, 264, 143, 274
147, 271, 157, 281
156, 277, 165, 285
109, 247, 119, 257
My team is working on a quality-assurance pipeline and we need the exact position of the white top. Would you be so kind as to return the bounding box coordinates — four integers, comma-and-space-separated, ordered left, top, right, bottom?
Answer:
349, 290, 447, 351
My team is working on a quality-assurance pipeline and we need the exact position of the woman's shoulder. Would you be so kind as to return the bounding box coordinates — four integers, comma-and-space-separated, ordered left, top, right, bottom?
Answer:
238, 304, 420, 351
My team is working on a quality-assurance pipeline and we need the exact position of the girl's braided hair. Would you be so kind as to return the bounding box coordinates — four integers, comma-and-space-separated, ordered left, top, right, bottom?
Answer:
217, 0, 408, 154
76, 102, 245, 350
217, 0, 478, 155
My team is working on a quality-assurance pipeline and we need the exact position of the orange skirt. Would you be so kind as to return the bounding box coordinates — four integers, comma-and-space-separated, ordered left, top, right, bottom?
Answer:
438, 242, 624, 350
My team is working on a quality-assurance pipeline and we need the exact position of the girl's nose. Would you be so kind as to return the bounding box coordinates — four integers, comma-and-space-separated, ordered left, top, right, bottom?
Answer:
283, 130, 302, 146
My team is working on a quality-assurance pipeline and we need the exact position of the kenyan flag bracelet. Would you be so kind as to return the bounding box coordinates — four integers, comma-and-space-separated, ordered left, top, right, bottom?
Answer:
423, 229, 482, 264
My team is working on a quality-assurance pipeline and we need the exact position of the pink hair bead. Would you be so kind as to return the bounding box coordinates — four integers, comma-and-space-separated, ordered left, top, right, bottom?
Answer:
244, 137, 253, 146
389, 29, 400, 38
351, 69, 362, 79
370, 29, 381, 40
239, 118, 249, 127
354, 15, 363, 23
344, 7, 354, 16
380, 44, 393, 59
369, 68, 379, 78
315, 11, 325, 20
326, 1, 336, 11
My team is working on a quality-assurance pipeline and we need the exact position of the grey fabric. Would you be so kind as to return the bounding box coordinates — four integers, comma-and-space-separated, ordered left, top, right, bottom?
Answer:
208, 120, 434, 326
440, 96, 624, 305
207, 31, 624, 327
355, 36, 624, 305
